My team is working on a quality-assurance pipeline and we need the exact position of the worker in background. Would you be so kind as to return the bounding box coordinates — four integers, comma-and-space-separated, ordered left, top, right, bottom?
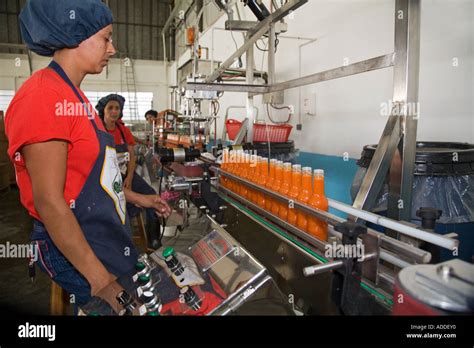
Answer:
96, 94, 162, 249
5, 0, 171, 314
145, 109, 159, 125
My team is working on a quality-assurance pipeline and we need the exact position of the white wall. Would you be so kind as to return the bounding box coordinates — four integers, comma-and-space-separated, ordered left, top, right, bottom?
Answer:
0, 53, 170, 113
189, 0, 474, 158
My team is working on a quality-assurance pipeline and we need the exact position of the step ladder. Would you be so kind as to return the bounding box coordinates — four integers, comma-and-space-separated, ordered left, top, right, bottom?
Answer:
121, 54, 139, 122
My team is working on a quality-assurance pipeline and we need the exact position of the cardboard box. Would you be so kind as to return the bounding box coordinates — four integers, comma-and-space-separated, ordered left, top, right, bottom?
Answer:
0, 162, 10, 191
0, 111, 6, 142
0, 140, 8, 163
7, 161, 15, 184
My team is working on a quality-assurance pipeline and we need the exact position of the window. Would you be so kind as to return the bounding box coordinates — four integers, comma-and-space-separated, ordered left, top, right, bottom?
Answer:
0, 90, 153, 124
0, 90, 15, 113
85, 91, 154, 123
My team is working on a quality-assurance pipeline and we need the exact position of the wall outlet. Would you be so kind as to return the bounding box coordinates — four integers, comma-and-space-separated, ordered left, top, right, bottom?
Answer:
296, 124, 302, 131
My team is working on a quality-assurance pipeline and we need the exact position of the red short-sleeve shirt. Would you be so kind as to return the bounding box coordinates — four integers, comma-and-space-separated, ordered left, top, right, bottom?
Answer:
5, 67, 106, 221
107, 121, 136, 146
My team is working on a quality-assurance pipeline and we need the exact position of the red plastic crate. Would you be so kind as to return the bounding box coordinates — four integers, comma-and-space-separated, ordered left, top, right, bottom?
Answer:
226, 119, 293, 142
253, 123, 292, 143
225, 119, 242, 140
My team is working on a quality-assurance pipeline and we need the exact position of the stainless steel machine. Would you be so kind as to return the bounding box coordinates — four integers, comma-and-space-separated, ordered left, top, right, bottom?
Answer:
125, 0, 473, 316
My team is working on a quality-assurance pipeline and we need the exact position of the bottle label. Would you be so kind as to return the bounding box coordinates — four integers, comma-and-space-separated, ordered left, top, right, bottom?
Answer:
139, 304, 147, 316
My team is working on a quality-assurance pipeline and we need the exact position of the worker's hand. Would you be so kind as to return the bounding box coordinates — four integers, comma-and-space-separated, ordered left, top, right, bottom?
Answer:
93, 275, 143, 315
137, 194, 172, 218
123, 174, 133, 189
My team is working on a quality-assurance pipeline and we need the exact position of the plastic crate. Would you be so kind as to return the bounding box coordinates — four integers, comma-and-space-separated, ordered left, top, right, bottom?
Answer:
225, 119, 242, 140
253, 123, 292, 143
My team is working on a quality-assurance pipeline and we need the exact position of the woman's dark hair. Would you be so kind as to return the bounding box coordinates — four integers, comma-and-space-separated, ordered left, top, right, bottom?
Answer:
145, 109, 158, 119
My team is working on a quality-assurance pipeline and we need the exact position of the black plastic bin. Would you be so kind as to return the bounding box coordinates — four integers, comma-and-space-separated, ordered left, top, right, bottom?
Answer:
351, 142, 474, 262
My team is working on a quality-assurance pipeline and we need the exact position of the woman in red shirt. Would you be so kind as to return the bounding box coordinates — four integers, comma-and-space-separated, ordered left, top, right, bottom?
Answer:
6, 0, 170, 314
96, 94, 162, 249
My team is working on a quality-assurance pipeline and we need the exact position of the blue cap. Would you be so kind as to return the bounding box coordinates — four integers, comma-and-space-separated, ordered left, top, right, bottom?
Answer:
19, 0, 113, 57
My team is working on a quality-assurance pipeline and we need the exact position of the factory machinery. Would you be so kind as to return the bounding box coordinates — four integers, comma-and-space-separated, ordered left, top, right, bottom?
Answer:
83, 0, 472, 316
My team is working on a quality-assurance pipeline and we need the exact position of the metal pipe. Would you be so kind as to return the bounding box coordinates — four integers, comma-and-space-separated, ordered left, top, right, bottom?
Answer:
303, 260, 344, 277
388, 0, 421, 222
162, 1, 191, 37
379, 250, 412, 269
246, 36, 255, 143
378, 271, 395, 286
328, 198, 457, 251
329, 226, 428, 266
205, 0, 308, 82
185, 82, 269, 93
269, 53, 394, 93
268, 23, 276, 85
379, 234, 431, 264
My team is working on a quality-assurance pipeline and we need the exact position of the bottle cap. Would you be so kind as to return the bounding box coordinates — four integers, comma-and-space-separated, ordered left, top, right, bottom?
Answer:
135, 262, 146, 271
314, 169, 325, 176
138, 274, 150, 284
162, 247, 175, 258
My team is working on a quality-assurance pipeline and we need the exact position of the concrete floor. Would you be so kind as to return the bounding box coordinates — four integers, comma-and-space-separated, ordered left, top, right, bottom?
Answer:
0, 186, 162, 315
0, 186, 292, 315
0, 186, 50, 315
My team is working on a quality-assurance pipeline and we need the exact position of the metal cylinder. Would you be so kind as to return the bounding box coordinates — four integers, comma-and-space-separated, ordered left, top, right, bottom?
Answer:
303, 260, 344, 277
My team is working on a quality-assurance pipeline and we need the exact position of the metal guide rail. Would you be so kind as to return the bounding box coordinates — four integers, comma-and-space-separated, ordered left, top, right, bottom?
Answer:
211, 167, 459, 305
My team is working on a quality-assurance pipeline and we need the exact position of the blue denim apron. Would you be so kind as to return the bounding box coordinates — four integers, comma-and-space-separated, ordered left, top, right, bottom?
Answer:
114, 124, 156, 219
31, 61, 138, 306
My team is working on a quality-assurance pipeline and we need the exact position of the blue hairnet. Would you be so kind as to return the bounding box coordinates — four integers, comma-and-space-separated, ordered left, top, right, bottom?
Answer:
19, 0, 113, 57
96, 94, 126, 119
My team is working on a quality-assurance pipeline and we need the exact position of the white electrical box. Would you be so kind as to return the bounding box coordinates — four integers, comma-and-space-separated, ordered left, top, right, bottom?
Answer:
303, 91, 317, 116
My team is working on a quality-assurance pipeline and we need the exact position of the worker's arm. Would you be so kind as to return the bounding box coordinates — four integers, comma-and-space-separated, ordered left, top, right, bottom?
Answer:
133, 136, 146, 145
23, 140, 135, 313
123, 144, 136, 189
124, 188, 172, 218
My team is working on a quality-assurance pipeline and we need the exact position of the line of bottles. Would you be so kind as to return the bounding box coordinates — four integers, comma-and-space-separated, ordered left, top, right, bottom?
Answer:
220, 149, 328, 241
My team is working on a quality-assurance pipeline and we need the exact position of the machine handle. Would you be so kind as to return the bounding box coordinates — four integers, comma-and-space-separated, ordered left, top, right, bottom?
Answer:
303, 260, 344, 277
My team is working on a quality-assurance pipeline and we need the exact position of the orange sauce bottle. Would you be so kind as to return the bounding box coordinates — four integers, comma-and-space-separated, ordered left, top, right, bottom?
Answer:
227, 150, 236, 192
248, 154, 259, 203
265, 159, 277, 211
296, 167, 312, 231
270, 161, 284, 216
234, 151, 244, 195
240, 153, 250, 200
287, 164, 302, 225
256, 156, 267, 208
307, 169, 329, 241
277, 162, 292, 220
220, 148, 229, 189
